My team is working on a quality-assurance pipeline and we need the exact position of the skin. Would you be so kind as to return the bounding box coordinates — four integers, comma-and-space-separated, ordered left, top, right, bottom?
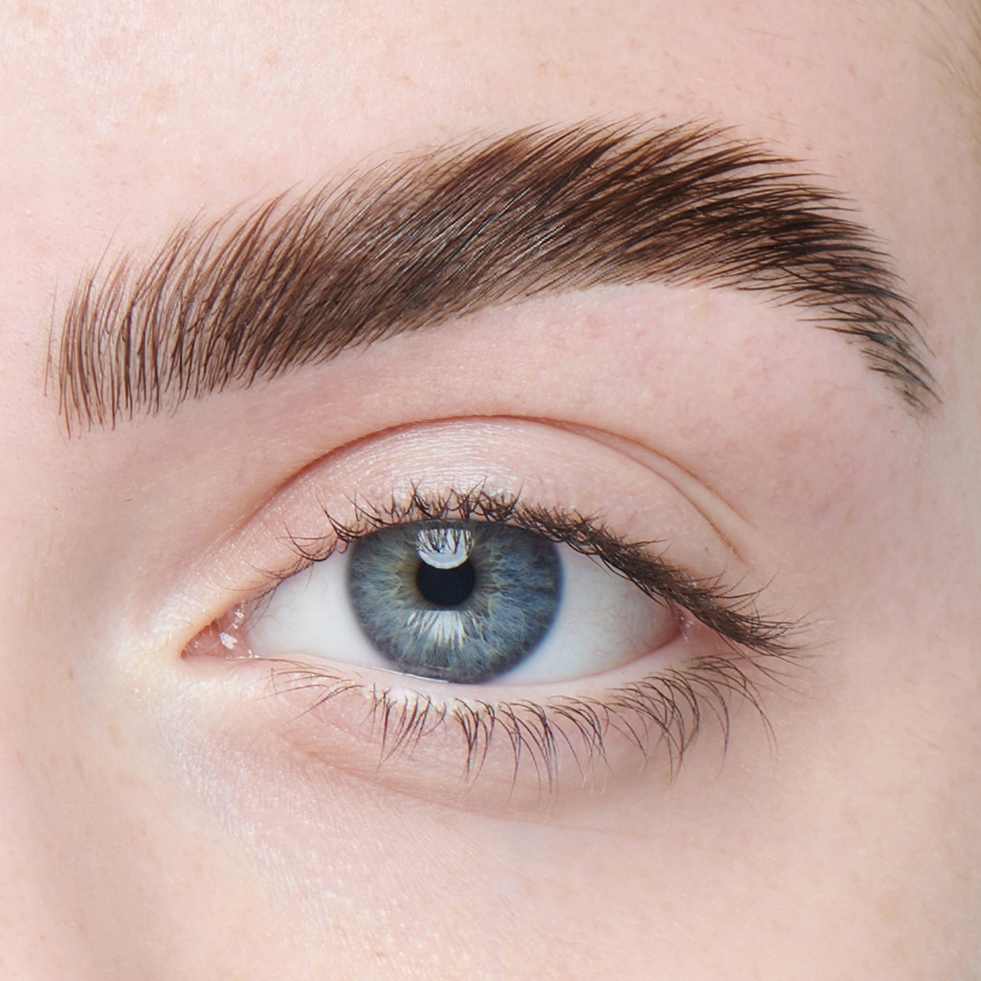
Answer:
0, 0, 980, 977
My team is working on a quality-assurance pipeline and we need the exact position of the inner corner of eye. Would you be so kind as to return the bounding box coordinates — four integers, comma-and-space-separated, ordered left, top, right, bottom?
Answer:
179, 601, 249, 660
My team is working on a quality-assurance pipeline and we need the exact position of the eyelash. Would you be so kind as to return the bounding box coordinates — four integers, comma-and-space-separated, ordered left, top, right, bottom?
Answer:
202, 485, 804, 795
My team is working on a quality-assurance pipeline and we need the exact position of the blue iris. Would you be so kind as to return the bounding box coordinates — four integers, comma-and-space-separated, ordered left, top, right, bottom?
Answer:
347, 520, 563, 683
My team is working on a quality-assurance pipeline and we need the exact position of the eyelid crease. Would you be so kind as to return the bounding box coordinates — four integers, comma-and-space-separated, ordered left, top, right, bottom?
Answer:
149, 412, 732, 641
552, 422, 763, 566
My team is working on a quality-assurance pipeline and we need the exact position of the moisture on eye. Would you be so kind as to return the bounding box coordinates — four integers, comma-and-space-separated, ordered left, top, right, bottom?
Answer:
347, 521, 562, 684
415, 525, 472, 569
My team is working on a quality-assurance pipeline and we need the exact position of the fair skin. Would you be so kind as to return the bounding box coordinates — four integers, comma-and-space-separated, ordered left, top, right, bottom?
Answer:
1, 0, 980, 977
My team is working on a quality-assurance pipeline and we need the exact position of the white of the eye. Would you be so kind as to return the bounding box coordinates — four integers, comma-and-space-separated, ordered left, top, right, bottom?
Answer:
499, 548, 673, 683
415, 526, 472, 569
246, 542, 676, 685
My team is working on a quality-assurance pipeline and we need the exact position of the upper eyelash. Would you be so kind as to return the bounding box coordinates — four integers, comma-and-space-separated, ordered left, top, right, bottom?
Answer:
274, 483, 802, 657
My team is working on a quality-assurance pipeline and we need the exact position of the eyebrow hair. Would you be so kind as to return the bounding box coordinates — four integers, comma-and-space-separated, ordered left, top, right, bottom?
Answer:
57, 120, 936, 429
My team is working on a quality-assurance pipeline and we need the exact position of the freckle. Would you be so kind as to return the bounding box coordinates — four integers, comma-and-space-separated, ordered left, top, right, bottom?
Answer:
780, 430, 803, 451
139, 82, 175, 117
15, 2, 49, 29
877, 891, 902, 922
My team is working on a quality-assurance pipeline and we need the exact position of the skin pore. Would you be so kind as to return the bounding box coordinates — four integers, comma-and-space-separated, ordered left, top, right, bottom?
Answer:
0, 0, 980, 978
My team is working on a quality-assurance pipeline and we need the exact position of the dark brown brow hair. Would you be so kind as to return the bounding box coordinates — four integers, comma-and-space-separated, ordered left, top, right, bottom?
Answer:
57, 120, 935, 429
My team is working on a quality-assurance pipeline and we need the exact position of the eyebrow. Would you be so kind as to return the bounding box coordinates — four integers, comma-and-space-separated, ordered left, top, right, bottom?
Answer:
57, 120, 936, 429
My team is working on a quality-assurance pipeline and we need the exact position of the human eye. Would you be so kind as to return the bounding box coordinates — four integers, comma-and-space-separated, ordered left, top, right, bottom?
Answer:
181, 418, 802, 813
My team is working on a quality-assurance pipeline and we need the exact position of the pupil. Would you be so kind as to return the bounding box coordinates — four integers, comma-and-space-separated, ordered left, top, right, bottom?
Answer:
415, 557, 476, 607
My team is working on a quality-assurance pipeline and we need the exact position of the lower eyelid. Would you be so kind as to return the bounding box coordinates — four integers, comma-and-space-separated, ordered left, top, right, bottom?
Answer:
181, 550, 797, 810
184, 604, 784, 814
202, 650, 773, 815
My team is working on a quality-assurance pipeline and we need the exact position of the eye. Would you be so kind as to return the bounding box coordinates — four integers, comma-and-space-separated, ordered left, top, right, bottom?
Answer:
244, 519, 679, 685
180, 420, 803, 811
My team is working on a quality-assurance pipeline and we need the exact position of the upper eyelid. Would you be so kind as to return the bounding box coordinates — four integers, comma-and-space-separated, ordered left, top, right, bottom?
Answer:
165, 416, 801, 664
556, 422, 761, 563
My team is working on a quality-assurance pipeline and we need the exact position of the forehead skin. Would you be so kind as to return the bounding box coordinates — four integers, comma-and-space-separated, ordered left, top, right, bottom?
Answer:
1, 1, 981, 979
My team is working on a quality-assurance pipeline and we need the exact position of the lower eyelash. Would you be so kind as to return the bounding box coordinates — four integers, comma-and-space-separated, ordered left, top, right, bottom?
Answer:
256, 646, 797, 798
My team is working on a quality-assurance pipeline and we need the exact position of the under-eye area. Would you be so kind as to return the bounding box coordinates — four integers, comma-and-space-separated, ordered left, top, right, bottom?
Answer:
184, 486, 805, 807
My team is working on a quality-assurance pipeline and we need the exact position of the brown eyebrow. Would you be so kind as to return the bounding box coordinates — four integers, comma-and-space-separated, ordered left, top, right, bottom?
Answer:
57, 120, 936, 429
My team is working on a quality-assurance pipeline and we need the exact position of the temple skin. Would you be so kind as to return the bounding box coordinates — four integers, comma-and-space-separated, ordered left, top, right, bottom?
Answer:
0, 0, 980, 978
